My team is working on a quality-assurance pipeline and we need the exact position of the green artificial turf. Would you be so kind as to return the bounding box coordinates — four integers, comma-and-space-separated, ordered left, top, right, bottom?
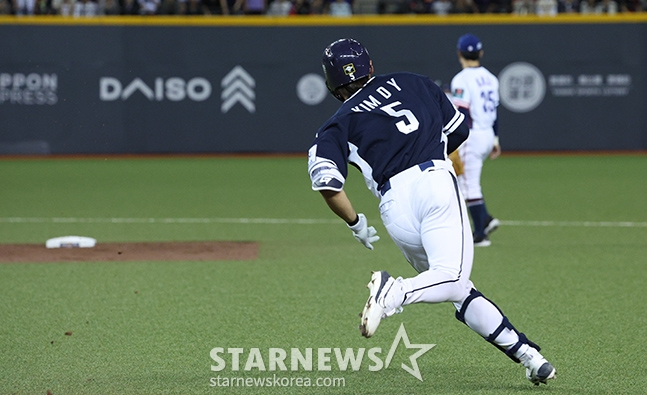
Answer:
0, 154, 646, 394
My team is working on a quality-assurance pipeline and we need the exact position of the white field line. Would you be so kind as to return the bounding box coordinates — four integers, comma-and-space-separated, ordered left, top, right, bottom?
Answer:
0, 217, 646, 228
0, 217, 339, 224
500, 220, 647, 228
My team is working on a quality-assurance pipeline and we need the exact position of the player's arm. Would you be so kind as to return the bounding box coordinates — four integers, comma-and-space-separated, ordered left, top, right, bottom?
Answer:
319, 189, 379, 250
456, 106, 473, 129
436, 80, 469, 153
447, 119, 469, 154
319, 189, 357, 224
490, 119, 501, 159
450, 75, 473, 129
308, 144, 379, 250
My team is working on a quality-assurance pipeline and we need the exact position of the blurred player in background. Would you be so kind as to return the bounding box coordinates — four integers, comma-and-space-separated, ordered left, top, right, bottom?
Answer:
308, 38, 556, 386
451, 33, 501, 247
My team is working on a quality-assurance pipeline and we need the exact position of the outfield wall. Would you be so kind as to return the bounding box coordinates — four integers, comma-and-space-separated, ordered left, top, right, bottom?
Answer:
0, 15, 645, 154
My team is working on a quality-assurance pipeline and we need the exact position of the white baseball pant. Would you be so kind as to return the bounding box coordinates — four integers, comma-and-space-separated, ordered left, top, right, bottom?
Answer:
457, 128, 495, 201
377, 160, 521, 350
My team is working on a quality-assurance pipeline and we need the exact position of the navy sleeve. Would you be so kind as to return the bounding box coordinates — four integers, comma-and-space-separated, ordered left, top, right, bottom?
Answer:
429, 78, 465, 134
313, 122, 349, 178
447, 120, 469, 153
308, 120, 350, 191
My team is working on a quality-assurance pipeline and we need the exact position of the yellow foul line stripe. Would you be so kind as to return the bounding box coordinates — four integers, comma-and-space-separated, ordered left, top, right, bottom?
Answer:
1, 14, 647, 26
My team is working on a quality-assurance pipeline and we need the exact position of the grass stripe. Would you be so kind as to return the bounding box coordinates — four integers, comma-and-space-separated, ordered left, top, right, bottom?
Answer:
500, 220, 647, 228
1, 217, 646, 227
0, 217, 340, 225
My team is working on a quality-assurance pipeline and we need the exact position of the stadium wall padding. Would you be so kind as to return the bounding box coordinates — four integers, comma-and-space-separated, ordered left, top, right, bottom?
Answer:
0, 16, 645, 154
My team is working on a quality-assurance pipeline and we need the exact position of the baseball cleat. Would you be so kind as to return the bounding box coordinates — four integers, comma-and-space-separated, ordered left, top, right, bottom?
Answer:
359, 271, 402, 338
520, 347, 556, 386
484, 216, 500, 236
473, 235, 491, 247
526, 361, 556, 386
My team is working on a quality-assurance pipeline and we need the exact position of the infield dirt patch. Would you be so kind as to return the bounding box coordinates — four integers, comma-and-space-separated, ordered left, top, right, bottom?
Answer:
0, 241, 258, 263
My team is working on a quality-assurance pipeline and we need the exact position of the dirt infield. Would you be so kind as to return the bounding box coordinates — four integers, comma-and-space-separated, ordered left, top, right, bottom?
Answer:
0, 241, 258, 263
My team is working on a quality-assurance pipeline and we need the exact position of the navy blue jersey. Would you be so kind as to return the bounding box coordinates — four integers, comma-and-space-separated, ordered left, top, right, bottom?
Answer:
308, 72, 464, 196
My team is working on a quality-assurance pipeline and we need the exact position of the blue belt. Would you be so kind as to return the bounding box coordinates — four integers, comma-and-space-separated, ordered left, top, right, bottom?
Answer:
378, 160, 436, 196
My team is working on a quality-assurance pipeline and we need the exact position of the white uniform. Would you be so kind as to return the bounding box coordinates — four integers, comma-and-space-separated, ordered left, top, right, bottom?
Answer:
451, 66, 499, 201
378, 160, 476, 307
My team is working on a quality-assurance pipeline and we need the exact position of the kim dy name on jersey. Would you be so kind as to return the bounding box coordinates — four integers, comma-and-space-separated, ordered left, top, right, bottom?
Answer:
309, 72, 464, 197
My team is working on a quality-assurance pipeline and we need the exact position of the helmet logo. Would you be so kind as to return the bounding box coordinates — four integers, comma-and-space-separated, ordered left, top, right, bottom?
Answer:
343, 63, 356, 78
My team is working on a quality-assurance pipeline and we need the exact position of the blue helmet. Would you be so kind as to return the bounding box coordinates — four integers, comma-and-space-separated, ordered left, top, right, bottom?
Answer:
322, 38, 372, 100
457, 33, 483, 54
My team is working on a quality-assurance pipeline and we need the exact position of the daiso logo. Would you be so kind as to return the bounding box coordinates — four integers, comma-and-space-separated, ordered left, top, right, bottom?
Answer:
99, 77, 212, 102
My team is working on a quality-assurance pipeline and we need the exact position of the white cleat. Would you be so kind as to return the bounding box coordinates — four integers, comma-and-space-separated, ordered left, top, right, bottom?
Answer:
358, 271, 402, 338
484, 216, 500, 236
473, 235, 491, 247
520, 347, 556, 386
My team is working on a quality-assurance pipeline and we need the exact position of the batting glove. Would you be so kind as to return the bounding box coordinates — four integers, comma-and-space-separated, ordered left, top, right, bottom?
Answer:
347, 213, 380, 250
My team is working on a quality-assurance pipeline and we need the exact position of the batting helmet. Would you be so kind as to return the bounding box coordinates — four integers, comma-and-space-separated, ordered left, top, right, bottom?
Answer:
322, 38, 372, 101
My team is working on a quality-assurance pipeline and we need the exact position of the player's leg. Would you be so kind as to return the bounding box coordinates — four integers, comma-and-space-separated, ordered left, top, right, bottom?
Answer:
458, 132, 498, 246
397, 168, 475, 305
453, 288, 556, 385
459, 144, 488, 240
467, 199, 500, 245
360, 169, 473, 337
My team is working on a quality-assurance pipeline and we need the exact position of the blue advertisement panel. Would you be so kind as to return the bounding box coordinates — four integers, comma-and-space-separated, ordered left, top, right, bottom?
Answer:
0, 18, 645, 154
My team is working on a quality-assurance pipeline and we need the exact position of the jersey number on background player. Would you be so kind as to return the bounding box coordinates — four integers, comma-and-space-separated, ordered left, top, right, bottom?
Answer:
481, 90, 496, 113
380, 101, 420, 134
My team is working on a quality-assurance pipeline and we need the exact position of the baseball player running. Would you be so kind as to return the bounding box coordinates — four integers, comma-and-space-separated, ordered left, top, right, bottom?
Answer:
308, 38, 555, 385
450, 33, 501, 247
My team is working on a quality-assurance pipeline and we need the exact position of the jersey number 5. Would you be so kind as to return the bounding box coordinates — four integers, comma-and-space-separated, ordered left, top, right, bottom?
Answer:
380, 101, 420, 135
